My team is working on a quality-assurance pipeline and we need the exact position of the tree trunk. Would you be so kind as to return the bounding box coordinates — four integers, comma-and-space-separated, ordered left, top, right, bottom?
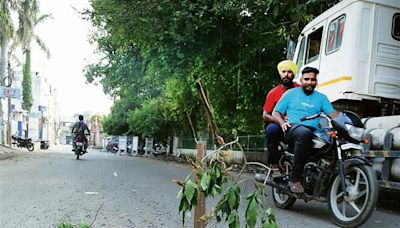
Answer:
0, 34, 10, 145
22, 49, 33, 111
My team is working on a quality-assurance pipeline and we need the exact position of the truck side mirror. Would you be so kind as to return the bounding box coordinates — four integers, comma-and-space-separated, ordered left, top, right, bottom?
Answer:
286, 38, 296, 60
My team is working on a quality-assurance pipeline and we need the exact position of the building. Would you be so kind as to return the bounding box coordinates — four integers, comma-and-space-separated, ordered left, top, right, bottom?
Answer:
9, 69, 60, 145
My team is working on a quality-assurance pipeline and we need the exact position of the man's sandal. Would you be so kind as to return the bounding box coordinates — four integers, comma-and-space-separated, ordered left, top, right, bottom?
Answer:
289, 181, 304, 193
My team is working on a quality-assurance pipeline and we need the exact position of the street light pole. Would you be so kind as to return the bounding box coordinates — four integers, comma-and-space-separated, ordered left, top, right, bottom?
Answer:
7, 96, 11, 146
6, 63, 13, 146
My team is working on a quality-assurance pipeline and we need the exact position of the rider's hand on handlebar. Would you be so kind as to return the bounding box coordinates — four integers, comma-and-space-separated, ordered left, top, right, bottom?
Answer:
280, 121, 291, 132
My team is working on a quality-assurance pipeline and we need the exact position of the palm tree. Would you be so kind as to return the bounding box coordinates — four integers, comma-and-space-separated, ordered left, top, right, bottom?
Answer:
16, 0, 51, 111
0, 0, 19, 145
0, 1, 18, 82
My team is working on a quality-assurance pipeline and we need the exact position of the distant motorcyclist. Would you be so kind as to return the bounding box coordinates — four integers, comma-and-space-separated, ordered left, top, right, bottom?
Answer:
71, 115, 90, 152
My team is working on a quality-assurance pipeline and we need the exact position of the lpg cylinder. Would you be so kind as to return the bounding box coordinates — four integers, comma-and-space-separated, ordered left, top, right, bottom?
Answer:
391, 158, 400, 181
371, 158, 384, 179
364, 116, 400, 129
367, 128, 400, 150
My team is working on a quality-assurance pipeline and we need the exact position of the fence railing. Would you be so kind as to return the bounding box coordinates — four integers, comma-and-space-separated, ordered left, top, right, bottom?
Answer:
178, 135, 266, 153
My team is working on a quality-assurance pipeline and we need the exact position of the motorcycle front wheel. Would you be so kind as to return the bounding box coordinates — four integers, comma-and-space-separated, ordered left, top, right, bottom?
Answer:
328, 164, 378, 228
26, 143, 34, 152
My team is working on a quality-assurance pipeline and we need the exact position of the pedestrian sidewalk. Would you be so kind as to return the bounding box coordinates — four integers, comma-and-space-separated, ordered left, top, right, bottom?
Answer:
0, 145, 21, 160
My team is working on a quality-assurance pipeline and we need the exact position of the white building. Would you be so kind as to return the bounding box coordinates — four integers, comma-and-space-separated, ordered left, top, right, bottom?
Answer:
10, 70, 60, 145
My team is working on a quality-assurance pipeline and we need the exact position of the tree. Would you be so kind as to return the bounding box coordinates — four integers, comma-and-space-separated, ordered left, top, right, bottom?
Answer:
0, 0, 18, 85
86, 0, 341, 141
0, 0, 19, 144
16, 0, 51, 111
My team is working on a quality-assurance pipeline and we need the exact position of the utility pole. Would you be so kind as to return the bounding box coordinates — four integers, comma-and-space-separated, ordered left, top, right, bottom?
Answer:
0, 63, 4, 145
7, 96, 11, 146
6, 63, 13, 146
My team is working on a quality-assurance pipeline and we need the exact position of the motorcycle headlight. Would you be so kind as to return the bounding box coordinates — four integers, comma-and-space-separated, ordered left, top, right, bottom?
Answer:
345, 124, 365, 141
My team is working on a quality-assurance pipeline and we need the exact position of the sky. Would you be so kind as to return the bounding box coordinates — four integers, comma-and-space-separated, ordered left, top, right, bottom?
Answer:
32, 0, 113, 118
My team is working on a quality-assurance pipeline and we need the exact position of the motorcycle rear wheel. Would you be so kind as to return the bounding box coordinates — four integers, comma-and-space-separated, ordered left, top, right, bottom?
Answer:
27, 143, 34, 152
272, 187, 296, 209
328, 165, 378, 228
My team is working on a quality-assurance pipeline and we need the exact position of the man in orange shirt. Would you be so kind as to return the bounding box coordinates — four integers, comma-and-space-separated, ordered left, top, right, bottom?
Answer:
263, 60, 299, 178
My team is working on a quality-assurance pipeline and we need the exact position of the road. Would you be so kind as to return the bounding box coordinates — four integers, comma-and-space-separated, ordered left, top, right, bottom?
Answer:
0, 145, 399, 227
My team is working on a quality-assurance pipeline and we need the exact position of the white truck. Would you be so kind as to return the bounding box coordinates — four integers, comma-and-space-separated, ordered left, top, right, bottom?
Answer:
291, 0, 400, 190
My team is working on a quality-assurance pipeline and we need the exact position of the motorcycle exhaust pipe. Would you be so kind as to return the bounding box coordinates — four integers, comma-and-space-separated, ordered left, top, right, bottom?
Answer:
255, 173, 296, 197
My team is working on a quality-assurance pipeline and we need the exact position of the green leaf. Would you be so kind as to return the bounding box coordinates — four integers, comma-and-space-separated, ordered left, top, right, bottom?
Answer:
57, 222, 73, 228
216, 214, 222, 222
215, 165, 221, 178
245, 193, 259, 228
79, 221, 90, 228
184, 180, 196, 203
228, 190, 237, 210
261, 207, 278, 228
228, 210, 240, 228
177, 188, 183, 199
262, 219, 278, 228
201, 173, 211, 191
178, 197, 187, 212
211, 186, 219, 196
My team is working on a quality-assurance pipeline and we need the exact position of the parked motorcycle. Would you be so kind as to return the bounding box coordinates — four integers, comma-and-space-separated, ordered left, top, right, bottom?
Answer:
74, 135, 87, 160
126, 141, 132, 156
106, 138, 119, 154
153, 143, 166, 155
11, 134, 34, 151
256, 111, 378, 227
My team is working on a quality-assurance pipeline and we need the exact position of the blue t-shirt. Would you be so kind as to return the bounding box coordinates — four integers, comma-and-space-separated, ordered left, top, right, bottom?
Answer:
274, 87, 335, 129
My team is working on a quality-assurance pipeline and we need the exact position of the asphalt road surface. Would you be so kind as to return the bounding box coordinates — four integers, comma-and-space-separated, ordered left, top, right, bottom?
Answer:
0, 145, 399, 227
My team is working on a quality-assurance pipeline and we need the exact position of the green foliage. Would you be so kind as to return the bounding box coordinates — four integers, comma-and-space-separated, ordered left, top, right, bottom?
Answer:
176, 149, 276, 227
22, 50, 32, 111
87, 0, 341, 139
57, 221, 90, 228
101, 98, 134, 135
57, 222, 73, 228
177, 177, 199, 225
126, 98, 168, 139
17, 0, 51, 111
214, 185, 241, 226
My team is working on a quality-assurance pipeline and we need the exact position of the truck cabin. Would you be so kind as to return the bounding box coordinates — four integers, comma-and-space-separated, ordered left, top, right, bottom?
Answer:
291, 0, 400, 117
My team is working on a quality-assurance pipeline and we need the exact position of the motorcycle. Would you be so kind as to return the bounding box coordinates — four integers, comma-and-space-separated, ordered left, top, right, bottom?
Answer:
106, 138, 119, 154
74, 135, 88, 160
256, 111, 378, 227
153, 143, 166, 155
126, 141, 132, 156
11, 134, 34, 151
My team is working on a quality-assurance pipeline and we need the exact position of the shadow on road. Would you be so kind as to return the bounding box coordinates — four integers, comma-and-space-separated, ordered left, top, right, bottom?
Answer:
377, 190, 400, 213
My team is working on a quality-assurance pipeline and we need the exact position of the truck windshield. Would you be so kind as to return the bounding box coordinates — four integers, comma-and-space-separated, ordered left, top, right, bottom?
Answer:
306, 27, 323, 63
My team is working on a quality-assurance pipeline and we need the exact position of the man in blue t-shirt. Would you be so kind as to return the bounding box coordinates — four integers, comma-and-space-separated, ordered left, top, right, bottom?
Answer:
272, 67, 337, 193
